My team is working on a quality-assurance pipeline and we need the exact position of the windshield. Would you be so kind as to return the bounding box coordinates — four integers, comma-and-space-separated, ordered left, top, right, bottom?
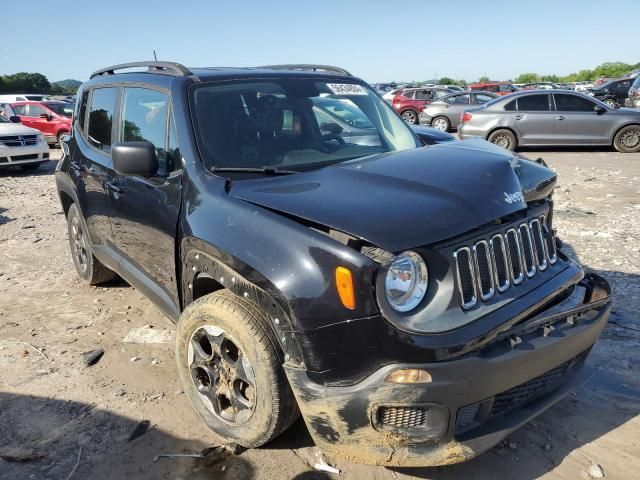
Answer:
45, 102, 73, 117
190, 79, 418, 171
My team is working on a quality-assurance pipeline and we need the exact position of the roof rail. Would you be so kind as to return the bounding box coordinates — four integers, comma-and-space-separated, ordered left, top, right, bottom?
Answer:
258, 64, 352, 76
90, 61, 192, 79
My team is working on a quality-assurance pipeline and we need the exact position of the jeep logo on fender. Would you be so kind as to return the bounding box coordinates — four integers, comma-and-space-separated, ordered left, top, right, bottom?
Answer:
504, 191, 524, 204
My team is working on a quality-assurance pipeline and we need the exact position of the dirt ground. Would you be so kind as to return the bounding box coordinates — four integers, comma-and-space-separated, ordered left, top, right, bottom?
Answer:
1, 147, 639, 480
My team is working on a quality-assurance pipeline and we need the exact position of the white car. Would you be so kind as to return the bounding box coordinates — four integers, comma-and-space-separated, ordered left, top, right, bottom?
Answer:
0, 94, 52, 103
0, 114, 50, 171
382, 88, 403, 103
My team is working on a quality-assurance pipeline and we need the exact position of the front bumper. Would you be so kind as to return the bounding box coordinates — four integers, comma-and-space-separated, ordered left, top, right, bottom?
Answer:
0, 143, 50, 167
285, 273, 611, 466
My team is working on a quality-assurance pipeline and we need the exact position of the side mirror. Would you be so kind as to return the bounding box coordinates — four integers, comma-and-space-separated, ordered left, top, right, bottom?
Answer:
594, 105, 607, 114
320, 122, 343, 134
9, 116, 21, 123
112, 141, 158, 177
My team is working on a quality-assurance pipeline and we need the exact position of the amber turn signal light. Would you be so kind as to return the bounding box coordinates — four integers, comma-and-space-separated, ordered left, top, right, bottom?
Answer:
335, 266, 355, 310
385, 369, 432, 384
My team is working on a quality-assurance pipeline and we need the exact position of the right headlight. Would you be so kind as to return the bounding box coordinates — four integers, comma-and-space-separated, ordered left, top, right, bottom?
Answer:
384, 251, 428, 312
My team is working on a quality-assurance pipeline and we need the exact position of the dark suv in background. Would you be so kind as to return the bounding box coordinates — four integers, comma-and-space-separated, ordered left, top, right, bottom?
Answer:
588, 78, 633, 108
56, 61, 611, 467
625, 76, 640, 109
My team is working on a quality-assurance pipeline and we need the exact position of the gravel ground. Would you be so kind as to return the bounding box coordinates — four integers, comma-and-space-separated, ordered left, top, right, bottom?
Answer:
0, 148, 639, 480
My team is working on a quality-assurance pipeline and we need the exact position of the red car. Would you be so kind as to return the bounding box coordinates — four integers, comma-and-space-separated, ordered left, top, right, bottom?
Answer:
10, 101, 72, 144
391, 87, 453, 124
468, 82, 518, 96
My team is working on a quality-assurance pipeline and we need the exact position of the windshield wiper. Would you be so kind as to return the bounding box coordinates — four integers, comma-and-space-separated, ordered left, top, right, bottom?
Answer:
211, 166, 298, 176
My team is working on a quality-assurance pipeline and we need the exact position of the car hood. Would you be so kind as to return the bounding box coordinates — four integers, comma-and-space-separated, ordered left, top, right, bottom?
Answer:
229, 144, 539, 252
0, 122, 41, 136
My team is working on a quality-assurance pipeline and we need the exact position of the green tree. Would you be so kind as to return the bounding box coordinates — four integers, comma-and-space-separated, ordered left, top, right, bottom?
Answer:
515, 72, 539, 83
478, 75, 490, 83
3, 72, 50, 93
437, 76, 460, 85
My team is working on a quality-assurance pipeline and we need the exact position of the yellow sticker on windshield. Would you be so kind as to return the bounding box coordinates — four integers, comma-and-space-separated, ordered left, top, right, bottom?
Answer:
326, 83, 368, 96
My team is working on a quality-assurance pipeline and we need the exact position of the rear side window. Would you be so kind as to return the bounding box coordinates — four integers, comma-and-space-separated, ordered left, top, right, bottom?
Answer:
517, 94, 549, 111
78, 91, 89, 131
402, 90, 415, 99
475, 94, 494, 104
554, 94, 596, 112
504, 99, 517, 111
119, 87, 171, 173
88, 87, 118, 152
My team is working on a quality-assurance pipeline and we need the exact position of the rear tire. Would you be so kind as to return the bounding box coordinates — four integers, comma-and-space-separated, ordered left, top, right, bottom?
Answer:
66, 204, 116, 284
603, 98, 617, 108
57, 131, 69, 146
431, 116, 451, 132
176, 291, 299, 448
613, 125, 640, 153
488, 129, 517, 151
401, 110, 418, 124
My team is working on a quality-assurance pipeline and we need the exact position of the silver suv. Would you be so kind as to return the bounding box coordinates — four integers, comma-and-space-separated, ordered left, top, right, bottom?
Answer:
459, 90, 640, 153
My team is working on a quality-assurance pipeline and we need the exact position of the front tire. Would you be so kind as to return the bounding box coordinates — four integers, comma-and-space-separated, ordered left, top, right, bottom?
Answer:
603, 98, 617, 108
431, 116, 451, 132
66, 204, 116, 284
176, 291, 299, 448
401, 110, 418, 124
613, 125, 640, 153
488, 129, 517, 151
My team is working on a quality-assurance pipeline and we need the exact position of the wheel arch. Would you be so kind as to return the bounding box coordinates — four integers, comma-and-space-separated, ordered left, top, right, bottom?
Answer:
180, 236, 304, 366
612, 122, 640, 148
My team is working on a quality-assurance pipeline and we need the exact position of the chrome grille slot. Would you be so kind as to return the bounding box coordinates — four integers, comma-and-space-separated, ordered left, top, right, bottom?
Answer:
506, 228, 524, 285
454, 247, 477, 309
518, 223, 536, 278
529, 218, 547, 271
453, 215, 559, 309
473, 240, 494, 300
490, 234, 510, 292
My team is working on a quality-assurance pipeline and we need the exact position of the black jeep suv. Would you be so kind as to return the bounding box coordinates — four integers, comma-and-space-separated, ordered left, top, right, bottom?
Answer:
55, 61, 611, 467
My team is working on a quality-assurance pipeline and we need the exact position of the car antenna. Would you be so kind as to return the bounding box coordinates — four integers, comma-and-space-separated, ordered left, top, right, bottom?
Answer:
153, 50, 158, 61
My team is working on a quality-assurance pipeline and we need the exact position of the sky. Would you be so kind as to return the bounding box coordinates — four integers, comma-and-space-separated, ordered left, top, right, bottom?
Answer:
2, 0, 639, 84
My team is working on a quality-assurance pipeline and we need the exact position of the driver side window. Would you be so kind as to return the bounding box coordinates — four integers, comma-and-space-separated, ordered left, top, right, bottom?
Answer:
554, 94, 596, 112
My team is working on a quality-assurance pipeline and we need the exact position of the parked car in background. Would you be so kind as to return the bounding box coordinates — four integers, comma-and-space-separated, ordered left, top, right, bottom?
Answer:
437, 84, 464, 92
392, 87, 455, 124
382, 88, 403, 103
624, 76, 640, 109
468, 81, 519, 95
459, 90, 640, 153
419, 91, 498, 131
574, 82, 594, 93
624, 69, 640, 79
0, 94, 52, 102
519, 82, 566, 90
588, 78, 633, 108
11, 101, 72, 144
0, 113, 50, 171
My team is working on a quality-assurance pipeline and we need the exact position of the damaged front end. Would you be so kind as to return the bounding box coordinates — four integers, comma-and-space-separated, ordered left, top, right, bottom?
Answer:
285, 273, 611, 466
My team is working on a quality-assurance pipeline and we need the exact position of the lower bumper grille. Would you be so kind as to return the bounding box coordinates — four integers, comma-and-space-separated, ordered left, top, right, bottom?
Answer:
12, 154, 39, 161
455, 350, 588, 433
379, 406, 426, 428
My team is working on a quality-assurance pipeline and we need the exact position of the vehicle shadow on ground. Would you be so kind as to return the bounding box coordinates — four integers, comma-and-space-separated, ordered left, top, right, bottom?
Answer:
0, 160, 56, 178
0, 207, 12, 225
517, 145, 614, 154
0, 392, 256, 480
390, 241, 640, 479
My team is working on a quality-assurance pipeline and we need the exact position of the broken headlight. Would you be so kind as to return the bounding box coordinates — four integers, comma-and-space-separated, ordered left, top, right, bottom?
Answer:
384, 251, 428, 312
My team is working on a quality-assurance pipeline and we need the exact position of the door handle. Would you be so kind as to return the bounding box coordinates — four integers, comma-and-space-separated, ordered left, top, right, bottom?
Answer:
557, 115, 565, 121
514, 115, 522, 120
104, 180, 122, 194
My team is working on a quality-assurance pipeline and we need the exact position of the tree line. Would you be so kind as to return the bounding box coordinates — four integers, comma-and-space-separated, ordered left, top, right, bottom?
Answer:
412, 61, 640, 87
0, 72, 81, 95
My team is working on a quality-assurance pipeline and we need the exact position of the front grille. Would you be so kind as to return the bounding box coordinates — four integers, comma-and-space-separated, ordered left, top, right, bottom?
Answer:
12, 154, 38, 161
454, 214, 557, 309
378, 406, 426, 428
0, 135, 38, 147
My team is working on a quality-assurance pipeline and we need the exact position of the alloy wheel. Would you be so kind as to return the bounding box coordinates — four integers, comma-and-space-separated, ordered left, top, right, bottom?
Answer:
432, 118, 448, 131
188, 325, 256, 424
604, 99, 617, 108
71, 217, 88, 273
401, 111, 417, 124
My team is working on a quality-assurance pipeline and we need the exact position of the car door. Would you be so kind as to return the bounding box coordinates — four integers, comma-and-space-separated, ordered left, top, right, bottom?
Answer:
26, 103, 57, 139
509, 93, 554, 145
71, 87, 119, 248
444, 94, 470, 128
552, 93, 612, 145
108, 86, 182, 314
